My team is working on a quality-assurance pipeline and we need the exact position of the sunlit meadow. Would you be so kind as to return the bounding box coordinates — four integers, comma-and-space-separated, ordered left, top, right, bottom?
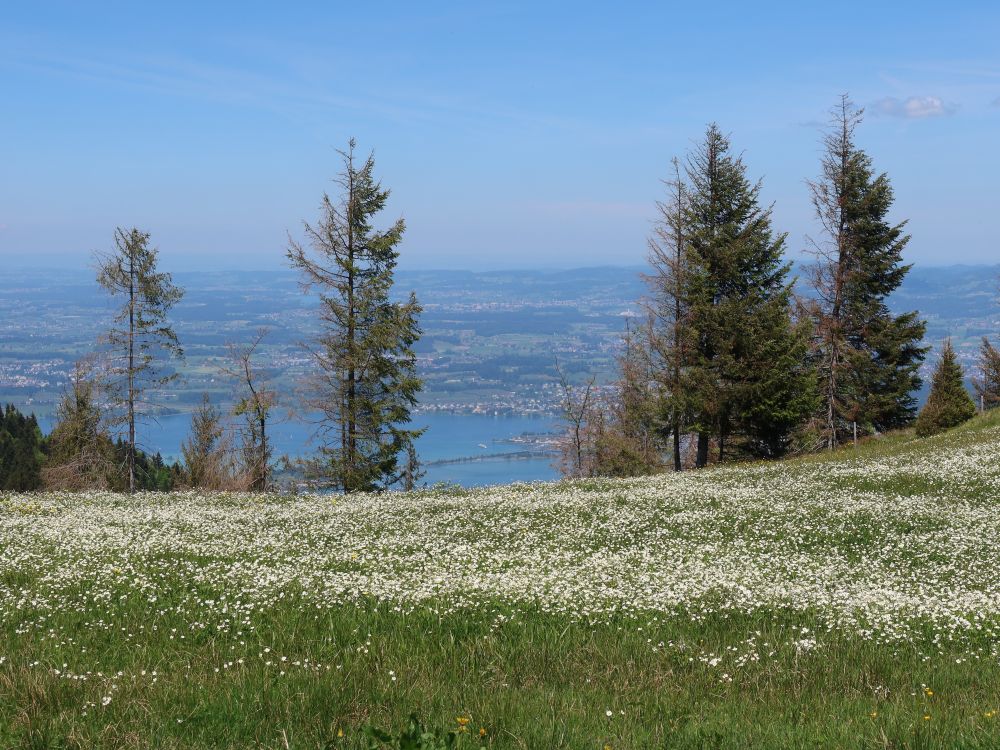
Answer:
2, 412, 1000, 748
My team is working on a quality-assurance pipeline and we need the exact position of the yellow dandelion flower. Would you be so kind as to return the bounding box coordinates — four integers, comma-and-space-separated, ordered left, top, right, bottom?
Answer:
479, 727, 487, 737
923, 714, 931, 721
869, 711, 877, 718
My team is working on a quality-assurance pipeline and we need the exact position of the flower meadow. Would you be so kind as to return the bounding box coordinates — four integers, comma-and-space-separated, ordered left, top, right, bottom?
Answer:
2, 415, 1000, 748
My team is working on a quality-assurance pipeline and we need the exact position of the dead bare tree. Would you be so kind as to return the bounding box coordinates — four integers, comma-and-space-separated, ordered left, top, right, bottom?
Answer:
645, 156, 689, 471
223, 328, 277, 492
554, 360, 597, 479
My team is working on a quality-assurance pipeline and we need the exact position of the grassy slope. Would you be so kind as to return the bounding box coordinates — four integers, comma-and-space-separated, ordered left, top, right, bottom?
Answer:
1, 412, 999, 749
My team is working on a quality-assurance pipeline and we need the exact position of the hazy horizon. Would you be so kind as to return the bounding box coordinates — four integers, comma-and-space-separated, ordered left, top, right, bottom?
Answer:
3, 257, 999, 276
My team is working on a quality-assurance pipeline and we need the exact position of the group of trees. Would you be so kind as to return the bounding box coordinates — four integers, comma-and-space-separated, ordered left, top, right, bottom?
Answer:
1, 366, 181, 493
1, 115, 995, 493
0, 140, 422, 495
912, 335, 1000, 437
0, 404, 45, 490
17, 230, 198, 493
559, 96, 998, 477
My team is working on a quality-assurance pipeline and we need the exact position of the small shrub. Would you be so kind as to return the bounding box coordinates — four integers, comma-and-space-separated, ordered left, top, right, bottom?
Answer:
363, 713, 484, 750
914, 338, 976, 437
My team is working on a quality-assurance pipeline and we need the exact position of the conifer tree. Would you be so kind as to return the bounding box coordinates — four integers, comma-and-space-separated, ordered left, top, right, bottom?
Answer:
915, 339, 976, 436
681, 124, 815, 464
973, 337, 1000, 411
44, 359, 118, 490
96, 228, 184, 492
807, 96, 927, 448
0, 404, 45, 491
646, 158, 692, 471
181, 394, 231, 489
287, 139, 424, 493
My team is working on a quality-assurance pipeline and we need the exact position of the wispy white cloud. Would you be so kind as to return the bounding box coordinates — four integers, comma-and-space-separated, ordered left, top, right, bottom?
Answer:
0, 33, 583, 134
873, 95, 957, 118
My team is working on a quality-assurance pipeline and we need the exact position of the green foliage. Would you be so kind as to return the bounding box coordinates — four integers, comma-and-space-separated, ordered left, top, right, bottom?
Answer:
974, 337, 1000, 410
680, 124, 815, 462
96, 227, 185, 491
118, 442, 182, 491
288, 139, 424, 493
364, 713, 477, 749
44, 363, 118, 490
807, 96, 927, 447
181, 393, 230, 489
592, 420, 657, 478
915, 339, 977, 437
0, 404, 45, 490
44, 362, 181, 491
738, 315, 819, 458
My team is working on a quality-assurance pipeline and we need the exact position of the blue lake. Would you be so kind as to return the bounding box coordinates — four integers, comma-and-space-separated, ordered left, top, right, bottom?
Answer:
40, 412, 561, 488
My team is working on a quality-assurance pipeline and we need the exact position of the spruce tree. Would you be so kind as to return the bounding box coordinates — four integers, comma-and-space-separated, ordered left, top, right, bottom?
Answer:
0, 404, 45, 491
807, 96, 927, 448
915, 339, 976, 436
973, 337, 1000, 411
96, 228, 184, 492
681, 124, 815, 464
287, 139, 424, 493
181, 394, 231, 489
44, 359, 118, 490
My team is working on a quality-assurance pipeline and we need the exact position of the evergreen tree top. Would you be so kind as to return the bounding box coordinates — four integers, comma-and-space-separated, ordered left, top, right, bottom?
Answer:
683, 123, 790, 300
915, 338, 976, 437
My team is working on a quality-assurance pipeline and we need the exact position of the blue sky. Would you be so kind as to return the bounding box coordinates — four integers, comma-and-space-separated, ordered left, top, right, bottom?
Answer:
2, 1, 998, 271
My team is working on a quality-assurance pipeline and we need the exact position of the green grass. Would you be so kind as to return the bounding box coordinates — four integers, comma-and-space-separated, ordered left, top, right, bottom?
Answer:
3, 603, 999, 748
1, 413, 999, 748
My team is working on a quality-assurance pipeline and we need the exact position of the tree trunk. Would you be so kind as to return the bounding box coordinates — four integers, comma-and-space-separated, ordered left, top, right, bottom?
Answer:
345, 169, 357, 494
127, 253, 136, 493
696, 432, 709, 468
258, 414, 267, 491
